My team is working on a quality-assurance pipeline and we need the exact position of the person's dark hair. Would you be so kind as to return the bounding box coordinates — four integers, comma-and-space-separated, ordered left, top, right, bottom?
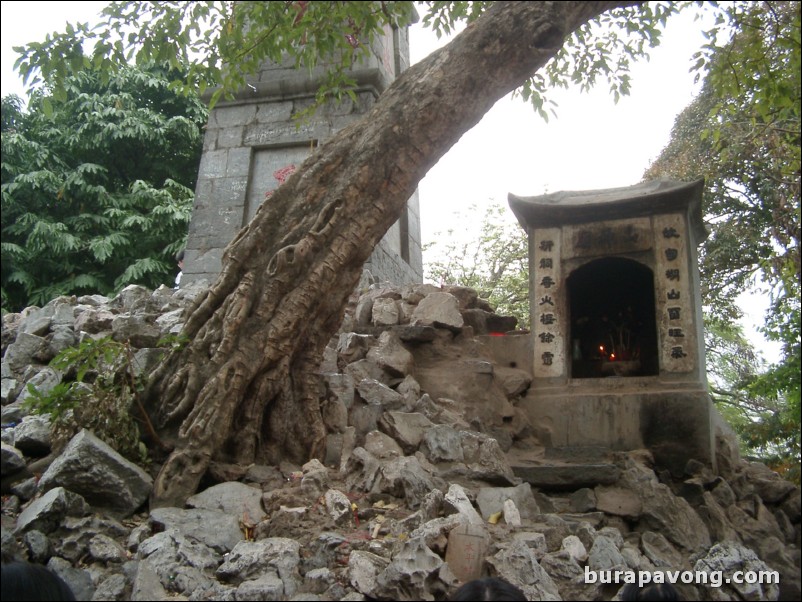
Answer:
175, 248, 185, 263
450, 577, 527, 601
1, 562, 77, 601
620, 582, 682, 601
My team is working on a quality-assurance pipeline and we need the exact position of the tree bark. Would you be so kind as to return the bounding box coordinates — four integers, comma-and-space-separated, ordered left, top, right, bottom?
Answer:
145, 0, 642, 508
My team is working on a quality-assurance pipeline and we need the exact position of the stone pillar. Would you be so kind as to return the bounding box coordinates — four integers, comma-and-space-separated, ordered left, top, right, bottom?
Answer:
182, 23, 422, 287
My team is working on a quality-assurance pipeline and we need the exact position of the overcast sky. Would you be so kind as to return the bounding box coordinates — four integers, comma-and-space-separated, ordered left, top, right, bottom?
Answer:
0, 1, 781, 362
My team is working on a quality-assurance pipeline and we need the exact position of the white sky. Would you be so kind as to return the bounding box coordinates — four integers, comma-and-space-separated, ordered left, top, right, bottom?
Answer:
0, 1, 781, 363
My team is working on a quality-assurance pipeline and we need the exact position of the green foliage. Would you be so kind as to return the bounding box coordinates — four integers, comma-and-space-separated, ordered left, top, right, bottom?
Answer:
425, 203, 529, 328
14, 1, 688, 120
23, 336, 147, 463
646, 1, 800, 480
14, 1, 417, 113
1, 64, 206, 312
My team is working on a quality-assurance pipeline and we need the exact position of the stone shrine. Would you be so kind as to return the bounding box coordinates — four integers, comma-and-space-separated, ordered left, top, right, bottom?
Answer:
181, 22, 422, 287
508, 179, 715, 473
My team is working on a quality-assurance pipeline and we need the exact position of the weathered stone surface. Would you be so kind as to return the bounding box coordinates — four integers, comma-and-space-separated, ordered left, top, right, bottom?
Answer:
487, 539, 561, 601
12, 414, 52, 456
412, 293, 464, 331
366, 330, 414, 377
323, 489, 352, 524
512, 463, 620, 490
588, 533, 626, 571
336, 333, 373, 365
111, 314, 162, 348
15, 487, 90, 534
371, 297, 399, 326
136, 530, 220, 596
375, 536, 444, 601
348, 550, 389, 596
49, 555, 95, 601
560, 535, 588, 562
356, 378, 405, 409
694, 541, 780, 601
594, 485, 642, 518
217, 538, 301, 596
493, 366, 531, 398
443, 483, 483, 526
4, 332, 53, 371
364, 430, 404, 459
149, 507, 244, 553
421, 425, 464, 463
378, 411, 434, 455
476, 483, 541, 521
1, 442, 26, 475
620, 465, 711, 553
378, 455, 445, 509
187, 481, 267, 524
38, 429, 153, 516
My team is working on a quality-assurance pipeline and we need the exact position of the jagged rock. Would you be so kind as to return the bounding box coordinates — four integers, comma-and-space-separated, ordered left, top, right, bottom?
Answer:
412, 292, 464, 331
37, 429, 153, 517
130, 559, 172, 602
694, 541, 780, 601
493, 366, 531, 398
513, 531, 549, 559
88, 532, 128, 563
378, 411, 434, 455
73, 308, 115, 334
111, 314, 161, 348
619, 465, 711, 553
588, 533, 626, 571
337, 333, 373, 365
15, 487, 90, 534
640, 531, 686, 570
443, 483, 483, 526
323, 489, 352, 524
421, 424, 464, 463
348, 550, 389, 597
364, 430, 404, 459
1, 442, 26, 475
149, 507, 244, 554
12, 415, 52, 456
187, 481, 267, 524
476, 483, 541, 521
487, 539, 561, 601
457, 431, 517, 485
4, 332, 53, 371
372, 297, 400, 326
15, 366, 62, 405
503, 498, 522, 526
377, 455, 445, 509
375, 535, 445, 600
366, 330, 414, 377
322, 373, 355, 409
49, 555, 95, 601
22, 529, 51, 563
136, 529, 219, 596
560, 535, 588, 562
733, 462, 798, 504
216, 538, 301, 597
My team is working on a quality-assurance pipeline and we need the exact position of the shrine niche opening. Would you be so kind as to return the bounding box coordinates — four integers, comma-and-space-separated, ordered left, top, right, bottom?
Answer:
568, 257, 659, 378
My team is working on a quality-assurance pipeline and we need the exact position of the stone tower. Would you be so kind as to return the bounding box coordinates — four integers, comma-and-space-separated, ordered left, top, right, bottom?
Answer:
181, 23, 423, 287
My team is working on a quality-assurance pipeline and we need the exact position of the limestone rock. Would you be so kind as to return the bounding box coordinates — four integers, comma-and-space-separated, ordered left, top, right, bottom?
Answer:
37, 429, 153, 517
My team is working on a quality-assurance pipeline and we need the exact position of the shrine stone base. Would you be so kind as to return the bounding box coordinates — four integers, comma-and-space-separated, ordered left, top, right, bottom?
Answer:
520, 380, 715, 477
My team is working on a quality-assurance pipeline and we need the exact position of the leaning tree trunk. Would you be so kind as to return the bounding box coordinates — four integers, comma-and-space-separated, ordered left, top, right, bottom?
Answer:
145, 0, 640, 508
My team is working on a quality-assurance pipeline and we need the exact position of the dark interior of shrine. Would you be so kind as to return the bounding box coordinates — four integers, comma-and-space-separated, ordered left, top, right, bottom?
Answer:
568, 257, 659, 378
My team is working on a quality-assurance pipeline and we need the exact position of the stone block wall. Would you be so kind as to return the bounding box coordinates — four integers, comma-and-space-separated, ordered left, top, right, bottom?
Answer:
182, 23, 422, 287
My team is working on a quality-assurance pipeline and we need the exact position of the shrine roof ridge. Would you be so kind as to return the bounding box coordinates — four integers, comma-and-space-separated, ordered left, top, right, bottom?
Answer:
508, 178, 705, 236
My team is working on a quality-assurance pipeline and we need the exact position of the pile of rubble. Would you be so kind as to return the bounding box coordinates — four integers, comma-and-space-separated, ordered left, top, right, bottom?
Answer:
1, 282, 800, 601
